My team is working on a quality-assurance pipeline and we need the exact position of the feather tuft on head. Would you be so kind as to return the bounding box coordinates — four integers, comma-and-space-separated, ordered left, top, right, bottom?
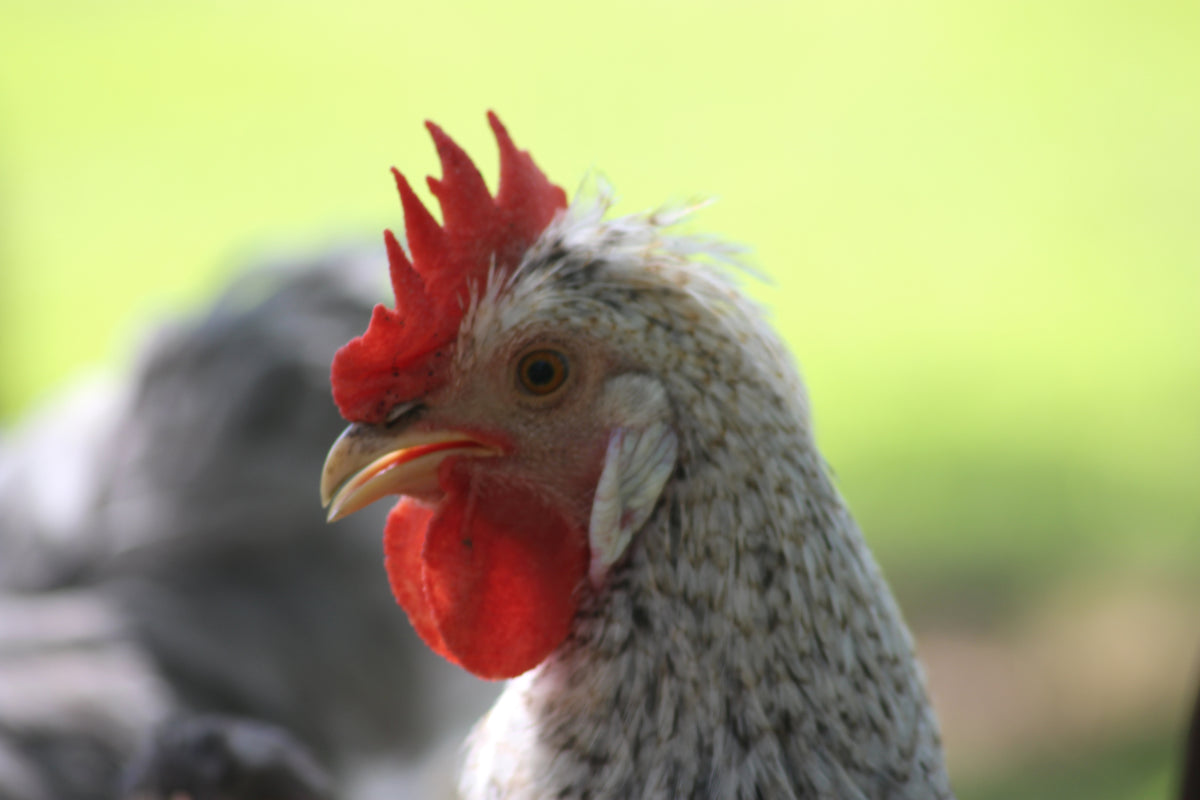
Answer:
331, 112, 568, 422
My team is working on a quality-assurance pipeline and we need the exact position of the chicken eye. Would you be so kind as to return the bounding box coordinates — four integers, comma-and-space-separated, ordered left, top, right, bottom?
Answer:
517, 349, 569, 396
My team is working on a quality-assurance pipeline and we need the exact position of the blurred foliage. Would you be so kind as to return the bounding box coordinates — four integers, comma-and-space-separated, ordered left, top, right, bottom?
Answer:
962, 727, 1175, 800
1, 1, 1197, 797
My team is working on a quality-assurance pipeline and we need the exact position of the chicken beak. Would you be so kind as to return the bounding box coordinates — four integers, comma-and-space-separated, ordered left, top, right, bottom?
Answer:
320, 424, 499, 523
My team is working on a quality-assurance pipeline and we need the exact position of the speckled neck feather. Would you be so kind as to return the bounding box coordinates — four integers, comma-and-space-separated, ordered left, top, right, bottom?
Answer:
455, 197, 954, 799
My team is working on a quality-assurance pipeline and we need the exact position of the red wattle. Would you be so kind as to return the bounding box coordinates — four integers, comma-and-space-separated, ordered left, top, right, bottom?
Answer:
383, 499, 457, 665
382, 474, 588, 680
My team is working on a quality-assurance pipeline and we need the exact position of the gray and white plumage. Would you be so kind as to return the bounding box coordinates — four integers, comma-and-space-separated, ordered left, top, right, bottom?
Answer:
0, 250, 496, 799
451, 193, 954, 799
317, 160, 954, 799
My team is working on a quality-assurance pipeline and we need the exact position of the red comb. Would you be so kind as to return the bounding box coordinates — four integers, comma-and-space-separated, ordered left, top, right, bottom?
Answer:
331, 112, 568, 422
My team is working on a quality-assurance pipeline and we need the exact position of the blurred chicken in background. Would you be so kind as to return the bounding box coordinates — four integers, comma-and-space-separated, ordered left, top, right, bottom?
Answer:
0, 250, 498, 800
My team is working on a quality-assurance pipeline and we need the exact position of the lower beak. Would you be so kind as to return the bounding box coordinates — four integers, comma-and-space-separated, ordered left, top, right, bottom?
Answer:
320, 424, 498, 523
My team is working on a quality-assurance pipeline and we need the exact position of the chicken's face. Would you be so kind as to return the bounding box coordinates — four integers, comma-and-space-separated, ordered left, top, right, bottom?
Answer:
320, 115, 677, 681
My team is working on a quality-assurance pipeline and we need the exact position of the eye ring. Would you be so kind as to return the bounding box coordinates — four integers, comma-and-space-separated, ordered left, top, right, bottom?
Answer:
517, 349, 569, 396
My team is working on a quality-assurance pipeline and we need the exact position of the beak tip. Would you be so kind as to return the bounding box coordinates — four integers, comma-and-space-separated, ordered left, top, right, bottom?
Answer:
319, 424, 497, 527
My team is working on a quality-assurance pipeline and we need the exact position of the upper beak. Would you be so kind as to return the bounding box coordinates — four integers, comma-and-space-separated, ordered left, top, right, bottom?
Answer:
320, 423, 499, 523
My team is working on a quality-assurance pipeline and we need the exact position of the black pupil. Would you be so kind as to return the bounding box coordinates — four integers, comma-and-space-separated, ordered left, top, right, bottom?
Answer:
526, 358, 556, 386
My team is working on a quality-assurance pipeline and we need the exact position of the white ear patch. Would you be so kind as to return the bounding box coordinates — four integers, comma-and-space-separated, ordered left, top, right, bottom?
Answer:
587, 422, 678, 586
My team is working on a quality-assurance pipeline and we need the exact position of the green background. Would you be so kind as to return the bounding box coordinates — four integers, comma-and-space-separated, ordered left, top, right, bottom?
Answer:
2, 1, 1197, 797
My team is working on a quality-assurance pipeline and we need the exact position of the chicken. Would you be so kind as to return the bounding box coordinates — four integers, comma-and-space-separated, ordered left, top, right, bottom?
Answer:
319, 113, 954, 799
0, 253, 497, 799
121, 714, 332, 800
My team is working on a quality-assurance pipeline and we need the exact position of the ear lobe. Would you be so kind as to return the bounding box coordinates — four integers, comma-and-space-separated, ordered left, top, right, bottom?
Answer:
587, 422, 678, 586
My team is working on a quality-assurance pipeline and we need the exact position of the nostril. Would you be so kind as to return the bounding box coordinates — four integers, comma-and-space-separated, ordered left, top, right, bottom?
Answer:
385, 400, 425, 427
